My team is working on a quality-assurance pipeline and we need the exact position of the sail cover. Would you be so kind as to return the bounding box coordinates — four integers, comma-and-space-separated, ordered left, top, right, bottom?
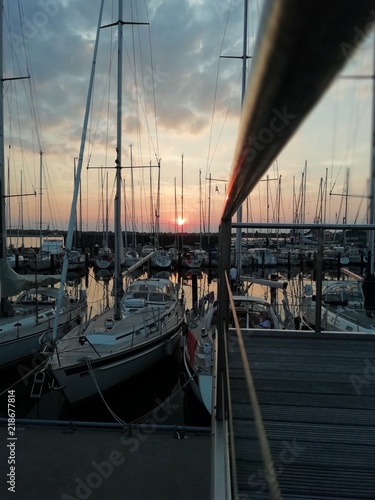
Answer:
0, 259, 61, 299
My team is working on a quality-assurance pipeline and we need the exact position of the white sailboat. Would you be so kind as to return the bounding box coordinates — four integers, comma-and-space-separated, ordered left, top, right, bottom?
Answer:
300, 269, 375, 333
183, 277, 292, 413
0, 3, 86, 368
46, 0, 185, 404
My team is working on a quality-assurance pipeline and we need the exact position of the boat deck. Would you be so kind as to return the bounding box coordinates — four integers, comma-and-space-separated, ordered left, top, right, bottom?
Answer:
226, 329, 375, 499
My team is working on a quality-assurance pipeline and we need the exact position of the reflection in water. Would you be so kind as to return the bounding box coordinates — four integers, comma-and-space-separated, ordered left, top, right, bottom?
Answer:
0, 264, 333, 427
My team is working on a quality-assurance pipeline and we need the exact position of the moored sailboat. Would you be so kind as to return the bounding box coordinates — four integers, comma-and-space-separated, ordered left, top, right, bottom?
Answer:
300, 269, 375, 333
183, 276, 293, 413
0, 1, 86, 368
45, 0, 185, 404
47, 277, 184, 404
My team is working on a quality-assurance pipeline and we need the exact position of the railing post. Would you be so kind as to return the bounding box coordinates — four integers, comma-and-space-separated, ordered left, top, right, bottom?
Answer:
215, 218, 232, 420
315, 227, 324, 333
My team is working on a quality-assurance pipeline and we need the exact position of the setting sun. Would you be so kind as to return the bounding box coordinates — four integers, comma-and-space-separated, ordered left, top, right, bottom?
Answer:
176, 218, 185, 226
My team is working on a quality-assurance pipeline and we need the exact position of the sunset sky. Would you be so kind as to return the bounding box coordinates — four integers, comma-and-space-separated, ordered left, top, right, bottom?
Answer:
3, 0, 375, 238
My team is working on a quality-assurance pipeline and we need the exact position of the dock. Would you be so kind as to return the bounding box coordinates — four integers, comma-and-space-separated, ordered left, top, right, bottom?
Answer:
218, 329, 375, 498
0, 422, 210, 499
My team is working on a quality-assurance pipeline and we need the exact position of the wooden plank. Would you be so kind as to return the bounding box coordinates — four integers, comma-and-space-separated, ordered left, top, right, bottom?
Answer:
227, 331, 375, 498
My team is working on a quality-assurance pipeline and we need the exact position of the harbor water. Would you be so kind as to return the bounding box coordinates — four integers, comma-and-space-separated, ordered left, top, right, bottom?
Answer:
0, 256, 364, 429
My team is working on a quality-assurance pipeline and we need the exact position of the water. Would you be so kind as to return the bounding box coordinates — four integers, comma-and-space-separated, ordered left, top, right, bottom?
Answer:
0, 266, 215, 428
0, 262, 361, 427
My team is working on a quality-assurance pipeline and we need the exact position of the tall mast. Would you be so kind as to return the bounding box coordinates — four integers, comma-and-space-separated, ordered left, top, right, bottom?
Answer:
207, 172, 212, 246
52, 0, 105, 341
235, 0, 249, 271
0, 0, 6, 260
181, 153, 184, 251
343, 167, 349, 247
323, 167, 328, 224
155, 158, 161, 248
369, 33, 375, 275
199, 169, 202, 248
113, 0, 124, 320
38, 150, 43, 251
20, 170, 23, 248
174, 177, 177, 249
6, 153, 10, 248
130, 143, 136, 248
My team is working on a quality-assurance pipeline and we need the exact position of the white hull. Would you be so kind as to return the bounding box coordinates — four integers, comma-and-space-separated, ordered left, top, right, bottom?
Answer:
301, 280, 375, 333
28, 258, 56, 271
301, 302, 375, 333
0, 303, 84, 368
48, 277, 185, 404
180, 252, 201, 268
95, 259, 114, 269
183, 344, 212, 413
152, 250, 172, 269
51, 329, 181, 404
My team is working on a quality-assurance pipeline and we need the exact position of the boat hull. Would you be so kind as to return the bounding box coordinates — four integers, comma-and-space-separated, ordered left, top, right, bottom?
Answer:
0, 304, 84, 368
183, 345, 212, 413
50, 329, 181, 404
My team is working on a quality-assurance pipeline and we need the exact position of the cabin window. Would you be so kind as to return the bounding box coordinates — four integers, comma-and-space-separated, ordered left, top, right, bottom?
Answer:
149, 293, 164, 302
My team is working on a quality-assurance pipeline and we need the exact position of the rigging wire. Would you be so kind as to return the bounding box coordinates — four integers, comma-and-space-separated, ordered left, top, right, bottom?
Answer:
204, 0, 233, 182
4, 0, 66, 232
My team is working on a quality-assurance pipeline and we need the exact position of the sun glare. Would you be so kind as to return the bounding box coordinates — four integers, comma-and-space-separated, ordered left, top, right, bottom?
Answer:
176, 217, 184, 226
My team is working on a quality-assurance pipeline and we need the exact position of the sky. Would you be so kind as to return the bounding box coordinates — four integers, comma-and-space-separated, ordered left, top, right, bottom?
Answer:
3, 0, 375, 238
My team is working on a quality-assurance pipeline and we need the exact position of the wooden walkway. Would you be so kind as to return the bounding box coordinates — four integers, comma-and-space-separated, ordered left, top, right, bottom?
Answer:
227, 329, 375, 499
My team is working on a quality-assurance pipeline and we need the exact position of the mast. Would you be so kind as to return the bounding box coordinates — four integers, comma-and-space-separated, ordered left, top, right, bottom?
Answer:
303, 160, 307, 224
199, 169, 202, 248
174, 177, 178, 249
113, 0, 124, 320
130, 143, 136, 248
323, 167, 328, 224
6, 153, 10, 249
0, 2, 28, 260
105, 171, 109, 247
0, 0, 6, 261
73, 157, 77, 248
235, 0, 249, 271
123, 177, 127, 248
207, 172, 211, 247
79, 158, 83, 247
155, 158, 161, 248
20, 170, 23, 248
149, 163, 155, 243
370, 34, 375, 275
181, 153, 184, 251
343, 167, 349, 247
52, 0, 105, 341
38, 150, 43, 252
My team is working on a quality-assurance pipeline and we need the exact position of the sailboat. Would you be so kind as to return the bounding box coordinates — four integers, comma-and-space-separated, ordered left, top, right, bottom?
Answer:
300, 268, 375, 333
94, 171, 114, 270
183, 277, 293, 413
46, 1, 185, 404
0, 3, 86, 368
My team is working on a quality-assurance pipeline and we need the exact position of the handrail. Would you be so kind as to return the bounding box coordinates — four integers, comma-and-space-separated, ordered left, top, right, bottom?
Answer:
224, 271, 282, 499
222, 0, 375, 221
